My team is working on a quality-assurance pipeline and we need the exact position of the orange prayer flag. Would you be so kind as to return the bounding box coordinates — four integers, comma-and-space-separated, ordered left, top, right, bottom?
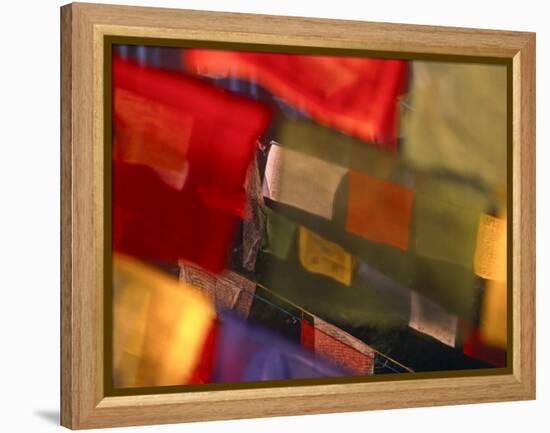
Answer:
346, 170, 413, 250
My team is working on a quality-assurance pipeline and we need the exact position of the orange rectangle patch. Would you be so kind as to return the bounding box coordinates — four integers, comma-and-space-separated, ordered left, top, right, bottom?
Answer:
346, 170, 413, 250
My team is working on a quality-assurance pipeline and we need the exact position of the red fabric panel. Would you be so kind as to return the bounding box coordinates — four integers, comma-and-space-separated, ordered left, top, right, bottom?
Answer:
300, 319, 316, 352
462, 325, 506, 368
187, 319, 220, 385
112, 57, 271, 272
301, 320, 373, 375
313, 327, 374, 375
113, 161, 237, 272
184, 50, 408, 148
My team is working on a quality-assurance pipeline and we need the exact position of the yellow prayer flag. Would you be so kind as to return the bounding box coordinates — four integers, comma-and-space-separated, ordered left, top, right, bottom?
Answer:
113, 254, 214, 388
474, 213, 507, 348
474, 214, 507, 281
480, 279, 507, 348
298, 226, 353, 286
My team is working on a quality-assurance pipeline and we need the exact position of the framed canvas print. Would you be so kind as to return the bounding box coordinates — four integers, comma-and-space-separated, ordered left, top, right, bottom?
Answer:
60, 2, 536, 429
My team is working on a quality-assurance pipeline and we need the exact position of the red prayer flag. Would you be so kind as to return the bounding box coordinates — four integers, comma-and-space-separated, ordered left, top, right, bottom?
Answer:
300, 320, 374, 375
187, 319, 220, 385
462, 324, 506, 368
112, 57, 272, 272
300, 319, 316, 352
184, 50, 408, 148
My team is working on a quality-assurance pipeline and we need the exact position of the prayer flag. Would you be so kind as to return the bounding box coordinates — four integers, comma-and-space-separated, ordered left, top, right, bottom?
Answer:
112, 254, 215, 387
212, 313, 346, 383
346, 170, 413, 250
184, 49, 408, 147
112, 57, 272, 272
298, 226, 353, 286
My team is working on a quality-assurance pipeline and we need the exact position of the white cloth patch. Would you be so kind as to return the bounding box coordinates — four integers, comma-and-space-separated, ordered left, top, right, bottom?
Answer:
263, 142, 346, 220
409, 292, 458, 347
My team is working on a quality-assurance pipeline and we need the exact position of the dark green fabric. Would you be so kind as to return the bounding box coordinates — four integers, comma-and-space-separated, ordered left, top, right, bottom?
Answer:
262, 120, 494, 322
276, 120, 414, 187
264, 207, 297, 261
261, 201, 486, 325
256, 241, 411, 328
401, 61, 507, 196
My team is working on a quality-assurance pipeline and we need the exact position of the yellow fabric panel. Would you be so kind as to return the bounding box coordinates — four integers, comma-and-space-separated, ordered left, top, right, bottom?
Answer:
298, 226, 353, 286
112, 276, 151, 386
475, 213, 507, 348
474, 214, 507, 281
480, 279, 507, 348
112, 254, 214, 388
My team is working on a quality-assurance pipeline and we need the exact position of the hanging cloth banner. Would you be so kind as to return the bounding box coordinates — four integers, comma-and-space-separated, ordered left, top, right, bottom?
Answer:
409, 292, 458, 347
112, 254, 215, 388
474, 213, 507, 348
112, 57, 272, 272
262, 142, 347, 220
301, 316, 375, 375
179, 261, 256, 318
184, 49, 408, 148
212, 313, 347, 383
298, 226, 353, 286
401, 61, 507, 193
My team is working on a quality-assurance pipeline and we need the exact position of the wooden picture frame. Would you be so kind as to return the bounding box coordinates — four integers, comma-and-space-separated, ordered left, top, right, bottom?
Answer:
60, 2, 536, 429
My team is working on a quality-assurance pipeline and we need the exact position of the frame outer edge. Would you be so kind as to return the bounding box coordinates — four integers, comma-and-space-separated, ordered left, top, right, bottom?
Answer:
60, 3, 537, 429
60, 3, 74, 430
518, 33, 536, 399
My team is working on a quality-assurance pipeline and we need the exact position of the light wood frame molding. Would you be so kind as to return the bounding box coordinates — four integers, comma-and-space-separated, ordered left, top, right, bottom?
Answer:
60, 2, 536, 429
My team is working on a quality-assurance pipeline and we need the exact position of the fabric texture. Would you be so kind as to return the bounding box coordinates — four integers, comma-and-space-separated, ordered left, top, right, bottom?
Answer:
262, 142, 347, 220
413, 174, 491, 269
346, 170, 413, 250
301, 317, 375, 375
479, 279, 507, 349
475, 214, 507, 348
112, 56, 271, 272
401, 61, 507, 193
113, 254, 215, 387
409, 292, 458, 347
462, 326, 506, 368
212, 313, 346, 383
264, 207, 298, 261
474, 214, 507, 281
179, 261, 256, 318
184, 49, 408, 147
298, 226, 353, 286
